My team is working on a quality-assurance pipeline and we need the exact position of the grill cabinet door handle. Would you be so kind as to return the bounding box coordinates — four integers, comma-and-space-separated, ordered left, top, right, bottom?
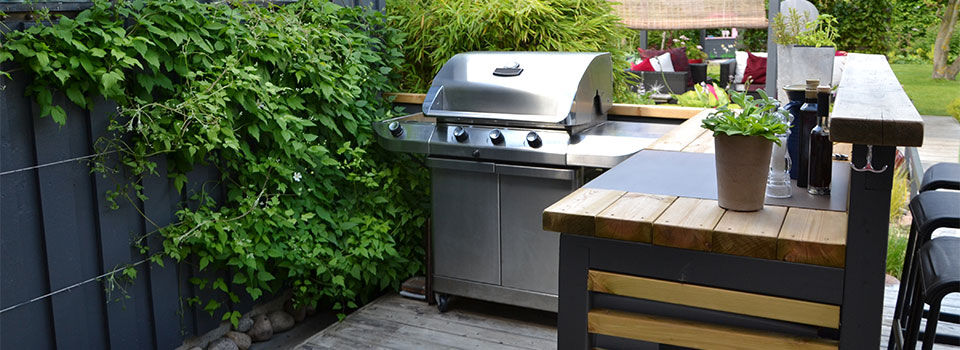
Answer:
496, 164, 576, 181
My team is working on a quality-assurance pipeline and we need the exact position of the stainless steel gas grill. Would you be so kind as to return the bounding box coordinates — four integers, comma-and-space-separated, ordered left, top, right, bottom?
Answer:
373, 52, 674, 312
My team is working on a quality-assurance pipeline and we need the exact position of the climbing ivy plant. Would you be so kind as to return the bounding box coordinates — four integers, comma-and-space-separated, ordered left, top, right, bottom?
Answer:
0, 0, 429, 323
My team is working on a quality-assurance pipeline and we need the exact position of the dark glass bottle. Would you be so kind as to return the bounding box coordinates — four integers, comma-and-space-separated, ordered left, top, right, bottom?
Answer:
783, 84, 807, 179
797, 79, 820, 188
808, 86, 833, 195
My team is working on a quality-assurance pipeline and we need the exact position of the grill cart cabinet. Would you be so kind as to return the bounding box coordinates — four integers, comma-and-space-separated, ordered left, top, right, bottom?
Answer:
429, 158, 580, 311
544, 54, 924, 349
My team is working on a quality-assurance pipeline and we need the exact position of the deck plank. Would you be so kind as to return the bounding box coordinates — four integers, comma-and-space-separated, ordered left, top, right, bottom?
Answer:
652, 197, 726, 251
645, 109, 712, 151
777, 208, 848, 267
712, 206, 788, 260
595, 193, 676, 243
299, 286, 960, 349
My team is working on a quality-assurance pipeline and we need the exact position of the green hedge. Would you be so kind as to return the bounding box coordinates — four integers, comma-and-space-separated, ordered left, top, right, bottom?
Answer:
0, 0, 429, 322
386, 0, 642, 103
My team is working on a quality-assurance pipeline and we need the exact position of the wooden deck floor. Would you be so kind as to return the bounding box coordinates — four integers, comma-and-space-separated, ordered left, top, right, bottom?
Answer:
299, 286, 959, 350
298, 294, 556, 349
917, 115, 959, 170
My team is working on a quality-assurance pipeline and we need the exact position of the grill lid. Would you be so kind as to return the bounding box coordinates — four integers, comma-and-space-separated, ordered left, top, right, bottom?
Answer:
422, 52, 613, 131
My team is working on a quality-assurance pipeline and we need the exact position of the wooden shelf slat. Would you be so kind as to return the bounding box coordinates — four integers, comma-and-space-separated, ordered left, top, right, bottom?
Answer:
543, 188, 625, 235
681, 130, 716, 154
588, 309, 839, 350
711, 206, 788, 260
645, 109, 713, 151
587, 270, 840, 328
777, 208, 848, 268
383, 92, 426, 104
382, 92, 704, 120
595, 193, 676, 243
652, 197, 726, 251
608, 104, 703, 119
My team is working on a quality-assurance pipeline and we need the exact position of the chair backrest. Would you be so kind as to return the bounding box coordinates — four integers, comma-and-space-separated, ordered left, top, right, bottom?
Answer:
613, 0, 768, 30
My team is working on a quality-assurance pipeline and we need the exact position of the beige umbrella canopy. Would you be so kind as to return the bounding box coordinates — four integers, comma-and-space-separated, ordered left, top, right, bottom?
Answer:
612, 0, 769, 30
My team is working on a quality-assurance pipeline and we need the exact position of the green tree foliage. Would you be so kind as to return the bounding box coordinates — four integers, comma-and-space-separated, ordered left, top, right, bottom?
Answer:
386, 0, 641, 103
0, 0, 429, 320
811, 0, 892, 54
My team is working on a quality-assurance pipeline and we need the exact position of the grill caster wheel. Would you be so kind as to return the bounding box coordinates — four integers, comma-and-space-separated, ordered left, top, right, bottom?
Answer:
435, 293, 451, 313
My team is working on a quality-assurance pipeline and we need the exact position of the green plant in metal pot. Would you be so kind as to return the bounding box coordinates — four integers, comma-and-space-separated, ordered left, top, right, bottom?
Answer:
701, 90, 788, 211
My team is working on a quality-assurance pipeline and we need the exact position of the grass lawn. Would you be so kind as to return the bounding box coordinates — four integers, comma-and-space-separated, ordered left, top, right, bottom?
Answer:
890, 63, 960, 116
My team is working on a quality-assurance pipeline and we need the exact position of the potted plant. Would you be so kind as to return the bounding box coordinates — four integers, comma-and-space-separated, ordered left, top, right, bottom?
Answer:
773, 8, 838, 103
701, 89, 789, 211
675, 35, 709, 83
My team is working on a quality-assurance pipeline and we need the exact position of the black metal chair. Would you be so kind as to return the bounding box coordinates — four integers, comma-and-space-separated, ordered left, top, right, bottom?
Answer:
920, 162, 960, 192
904, 236, 960, 349
890, 185, 960, 349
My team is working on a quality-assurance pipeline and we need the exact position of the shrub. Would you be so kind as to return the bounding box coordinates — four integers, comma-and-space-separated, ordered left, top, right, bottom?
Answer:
772, 9, 838, 47
0, 0, 429, 322
948, 97, 960, 123
828, 0, 892, 54
386, 0, 641, 103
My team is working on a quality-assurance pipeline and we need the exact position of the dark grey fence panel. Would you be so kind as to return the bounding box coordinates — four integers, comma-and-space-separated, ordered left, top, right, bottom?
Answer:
32, 92, 111, 350
0, 69, 57, 350
89, 98, 156, 350
142, 155, 194, 349
1, 0, 379, 347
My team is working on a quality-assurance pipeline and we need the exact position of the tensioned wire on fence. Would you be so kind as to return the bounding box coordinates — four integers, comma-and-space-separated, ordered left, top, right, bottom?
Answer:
0, 257, 150, 315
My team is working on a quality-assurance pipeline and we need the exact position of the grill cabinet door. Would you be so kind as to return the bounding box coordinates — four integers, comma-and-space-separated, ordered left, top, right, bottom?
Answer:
497, 164, 579, 294
428, 158, 501, 285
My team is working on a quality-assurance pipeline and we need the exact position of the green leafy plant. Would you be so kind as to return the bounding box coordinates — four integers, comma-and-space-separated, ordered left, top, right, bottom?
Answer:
386, 0, 638, 102
772, 9, 838, 47
1, 0, 429, 322
701, 90, 789, 144
673, 83, 730, 108
948, 97, 960, 122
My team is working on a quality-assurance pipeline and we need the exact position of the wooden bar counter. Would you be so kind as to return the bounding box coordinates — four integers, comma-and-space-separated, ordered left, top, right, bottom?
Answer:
544, 54, 923, 349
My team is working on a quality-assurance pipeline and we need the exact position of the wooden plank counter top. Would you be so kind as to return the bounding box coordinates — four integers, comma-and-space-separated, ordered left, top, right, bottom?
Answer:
544, 187, 847, 267
830, 53, 924, 147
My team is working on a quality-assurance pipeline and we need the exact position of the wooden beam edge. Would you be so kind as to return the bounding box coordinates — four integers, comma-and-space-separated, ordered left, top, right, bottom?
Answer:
381, 92, 704, 120
588, 309, 838, 350
587, 270, 840, 328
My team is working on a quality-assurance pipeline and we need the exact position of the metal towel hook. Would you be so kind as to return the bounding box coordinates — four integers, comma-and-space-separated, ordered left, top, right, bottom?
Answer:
850, 145, 888, 173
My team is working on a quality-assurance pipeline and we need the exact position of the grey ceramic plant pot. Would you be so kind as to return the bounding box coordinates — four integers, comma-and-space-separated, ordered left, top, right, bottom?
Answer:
714, 133, 774, 211
776, 45, 835, 104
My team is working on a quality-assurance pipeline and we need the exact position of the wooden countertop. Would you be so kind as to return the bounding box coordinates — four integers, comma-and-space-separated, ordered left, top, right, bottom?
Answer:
830, 53, 924, 147
542, 110, 853, 268
543, 188, 848, 267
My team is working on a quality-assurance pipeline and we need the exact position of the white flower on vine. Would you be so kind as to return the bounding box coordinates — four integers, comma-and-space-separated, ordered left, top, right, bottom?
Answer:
650, 81, 664, 94
672, 38, 680, 43
293, 172, 302, 182
697, 45, 703, 50
680, 35, 689, 40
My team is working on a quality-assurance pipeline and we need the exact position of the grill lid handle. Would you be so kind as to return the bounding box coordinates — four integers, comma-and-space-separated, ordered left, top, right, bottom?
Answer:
493, 62, 522, 77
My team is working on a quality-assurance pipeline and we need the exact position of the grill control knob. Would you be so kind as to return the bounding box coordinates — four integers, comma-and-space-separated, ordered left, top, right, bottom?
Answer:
526, 131, 542, 148
388, 121, 404, 137
453, 126, 469, 142
489, 130, 504, 144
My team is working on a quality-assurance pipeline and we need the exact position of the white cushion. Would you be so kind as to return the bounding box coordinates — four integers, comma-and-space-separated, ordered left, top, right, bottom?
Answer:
735, 51, 767, 84
651, 52, 675, 72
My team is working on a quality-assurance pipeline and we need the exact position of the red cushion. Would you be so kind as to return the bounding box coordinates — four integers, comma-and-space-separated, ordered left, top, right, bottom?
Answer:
742, 52, 767, 84
688, 59, 703, 64
632, 58, 655, 72
640, 48, 689, 73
